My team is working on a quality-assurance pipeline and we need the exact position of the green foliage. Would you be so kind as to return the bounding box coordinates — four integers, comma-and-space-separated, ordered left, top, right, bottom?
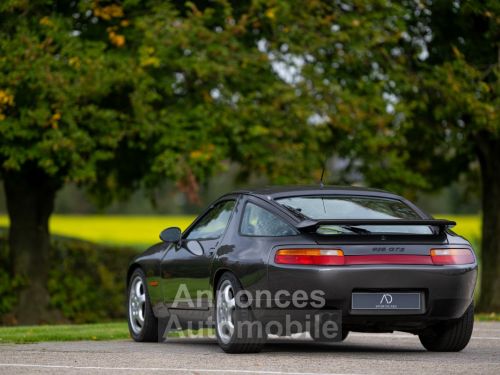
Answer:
260, 0, 429, 192
101, 0, 327, 199
372, 0, 499, 192
8, 0, 490, 200
0, 229, 137, 323
0, 230, 24, 316
0, 1, 497, 203
47, 237, 137, 323
0, 0, 330, 205
0, 1, 134, 187
0, 270, 22, 316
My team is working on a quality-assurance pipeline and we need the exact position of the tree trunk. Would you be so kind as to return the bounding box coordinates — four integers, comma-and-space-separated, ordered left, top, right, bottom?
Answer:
3, 168, 60, 324
476, 133, 500, 312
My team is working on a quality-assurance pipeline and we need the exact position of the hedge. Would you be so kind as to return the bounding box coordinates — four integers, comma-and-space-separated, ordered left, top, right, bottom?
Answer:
0, 228, 139, 324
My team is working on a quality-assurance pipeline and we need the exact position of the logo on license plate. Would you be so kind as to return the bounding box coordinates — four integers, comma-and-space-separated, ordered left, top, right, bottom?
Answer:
380, 294, 393, 304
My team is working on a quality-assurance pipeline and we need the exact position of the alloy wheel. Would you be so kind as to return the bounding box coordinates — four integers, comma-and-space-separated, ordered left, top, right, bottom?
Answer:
129, 275, 146, 334
216, 280, 236, 344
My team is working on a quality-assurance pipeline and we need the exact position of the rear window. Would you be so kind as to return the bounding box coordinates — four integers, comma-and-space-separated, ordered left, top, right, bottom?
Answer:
276, 196, 432, 235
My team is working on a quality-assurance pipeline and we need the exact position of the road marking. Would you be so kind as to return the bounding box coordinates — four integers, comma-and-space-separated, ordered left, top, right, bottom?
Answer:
0, 363, 359, 375
349, 333, 500, 340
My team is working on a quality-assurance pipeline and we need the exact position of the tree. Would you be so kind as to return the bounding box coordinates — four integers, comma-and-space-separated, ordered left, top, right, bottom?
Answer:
250, 0, 426, 192
102, 0, 415, 203
392, 0, 499, 311
324, 1, 498, 310
0, 0, 137, 323
0, 0, 324, 323
288, 1, 500, 311
99, 1, 325, 199
255, 0, 499, 311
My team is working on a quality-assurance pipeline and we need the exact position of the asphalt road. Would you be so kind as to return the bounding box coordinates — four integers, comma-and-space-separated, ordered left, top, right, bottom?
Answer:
0, 322, 499, 375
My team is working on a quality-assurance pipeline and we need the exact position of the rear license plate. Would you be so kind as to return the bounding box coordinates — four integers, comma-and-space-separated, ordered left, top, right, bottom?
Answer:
351, 292, 422, 312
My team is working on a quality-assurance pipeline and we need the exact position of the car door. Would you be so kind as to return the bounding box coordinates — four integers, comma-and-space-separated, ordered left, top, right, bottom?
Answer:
161, 199, 237, 310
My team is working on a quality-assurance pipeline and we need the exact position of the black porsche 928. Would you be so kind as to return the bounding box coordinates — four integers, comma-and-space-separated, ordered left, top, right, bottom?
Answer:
127, 186, 477, 353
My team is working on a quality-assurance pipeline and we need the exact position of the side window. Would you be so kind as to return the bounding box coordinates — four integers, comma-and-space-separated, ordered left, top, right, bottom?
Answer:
240, 202, 297, 237
186, 200, 236, 240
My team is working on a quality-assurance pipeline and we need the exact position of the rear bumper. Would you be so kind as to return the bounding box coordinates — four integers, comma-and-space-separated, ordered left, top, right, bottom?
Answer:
265, 264, 477, 331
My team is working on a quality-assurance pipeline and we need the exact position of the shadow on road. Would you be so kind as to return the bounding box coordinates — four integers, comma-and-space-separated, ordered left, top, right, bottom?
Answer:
264, 341, 424, 353
163, 337, 424, 353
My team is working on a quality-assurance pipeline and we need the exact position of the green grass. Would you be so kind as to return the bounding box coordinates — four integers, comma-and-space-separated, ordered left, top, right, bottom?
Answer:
0, 322, 213, 344
0, 322, 129, 343
474, 313, 500, 322
1, 314, 498, 343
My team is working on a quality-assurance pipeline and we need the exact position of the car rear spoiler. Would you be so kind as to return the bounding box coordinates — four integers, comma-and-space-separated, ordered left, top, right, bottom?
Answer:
295, 219, 456, 234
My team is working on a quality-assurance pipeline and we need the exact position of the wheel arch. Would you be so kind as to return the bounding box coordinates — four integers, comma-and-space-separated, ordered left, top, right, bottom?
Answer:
127, 263, 141, 288
212, 267, 234, 295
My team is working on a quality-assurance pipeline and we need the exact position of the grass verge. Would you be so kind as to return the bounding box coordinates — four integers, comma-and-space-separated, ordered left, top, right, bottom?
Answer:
0, 322, 129, 343
475, 313, 500, 322
1, 314, 499, 344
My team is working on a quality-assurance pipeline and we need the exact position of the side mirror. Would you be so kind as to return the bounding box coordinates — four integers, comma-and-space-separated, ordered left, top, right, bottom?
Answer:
159, 227, 182, 243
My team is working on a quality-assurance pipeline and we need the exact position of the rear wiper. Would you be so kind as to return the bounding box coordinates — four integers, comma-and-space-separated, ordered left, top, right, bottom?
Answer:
281, 204, 308, 220
339, 225, 371, 234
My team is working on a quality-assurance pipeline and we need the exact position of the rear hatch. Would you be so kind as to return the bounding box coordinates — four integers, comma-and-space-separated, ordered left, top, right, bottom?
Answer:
269, 220, 475, 315
298, 219, 454, 265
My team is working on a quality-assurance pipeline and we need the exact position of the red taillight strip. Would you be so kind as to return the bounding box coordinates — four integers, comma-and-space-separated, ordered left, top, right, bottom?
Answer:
344, 254, 433, 265
430, 249, 475, 265
275, 249, 344, 266
275, 254, 345, 265
275, 248, 475, 266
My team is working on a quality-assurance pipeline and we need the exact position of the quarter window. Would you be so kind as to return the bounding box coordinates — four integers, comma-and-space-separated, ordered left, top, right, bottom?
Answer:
186, 200, 235, 240
241, 202, 297, 237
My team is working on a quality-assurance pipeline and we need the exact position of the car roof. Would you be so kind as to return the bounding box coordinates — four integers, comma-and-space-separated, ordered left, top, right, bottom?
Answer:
229, 185, 403, 200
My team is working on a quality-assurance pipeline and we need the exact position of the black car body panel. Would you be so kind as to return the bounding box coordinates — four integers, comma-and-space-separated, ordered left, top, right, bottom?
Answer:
127, 186, 477, 334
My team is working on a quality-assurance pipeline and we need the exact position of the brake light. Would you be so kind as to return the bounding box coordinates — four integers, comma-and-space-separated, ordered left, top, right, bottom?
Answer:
430, 249, 475, 265
275, 248, 475, 266
345, 255, 432, 265
275, 249, 344, 265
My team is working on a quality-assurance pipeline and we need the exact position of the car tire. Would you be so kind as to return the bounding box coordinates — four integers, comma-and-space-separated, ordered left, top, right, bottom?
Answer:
419, 303, 474, 352
215, 272, 265, 353
127, 268, 158, 342
341, 329, 349, 341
